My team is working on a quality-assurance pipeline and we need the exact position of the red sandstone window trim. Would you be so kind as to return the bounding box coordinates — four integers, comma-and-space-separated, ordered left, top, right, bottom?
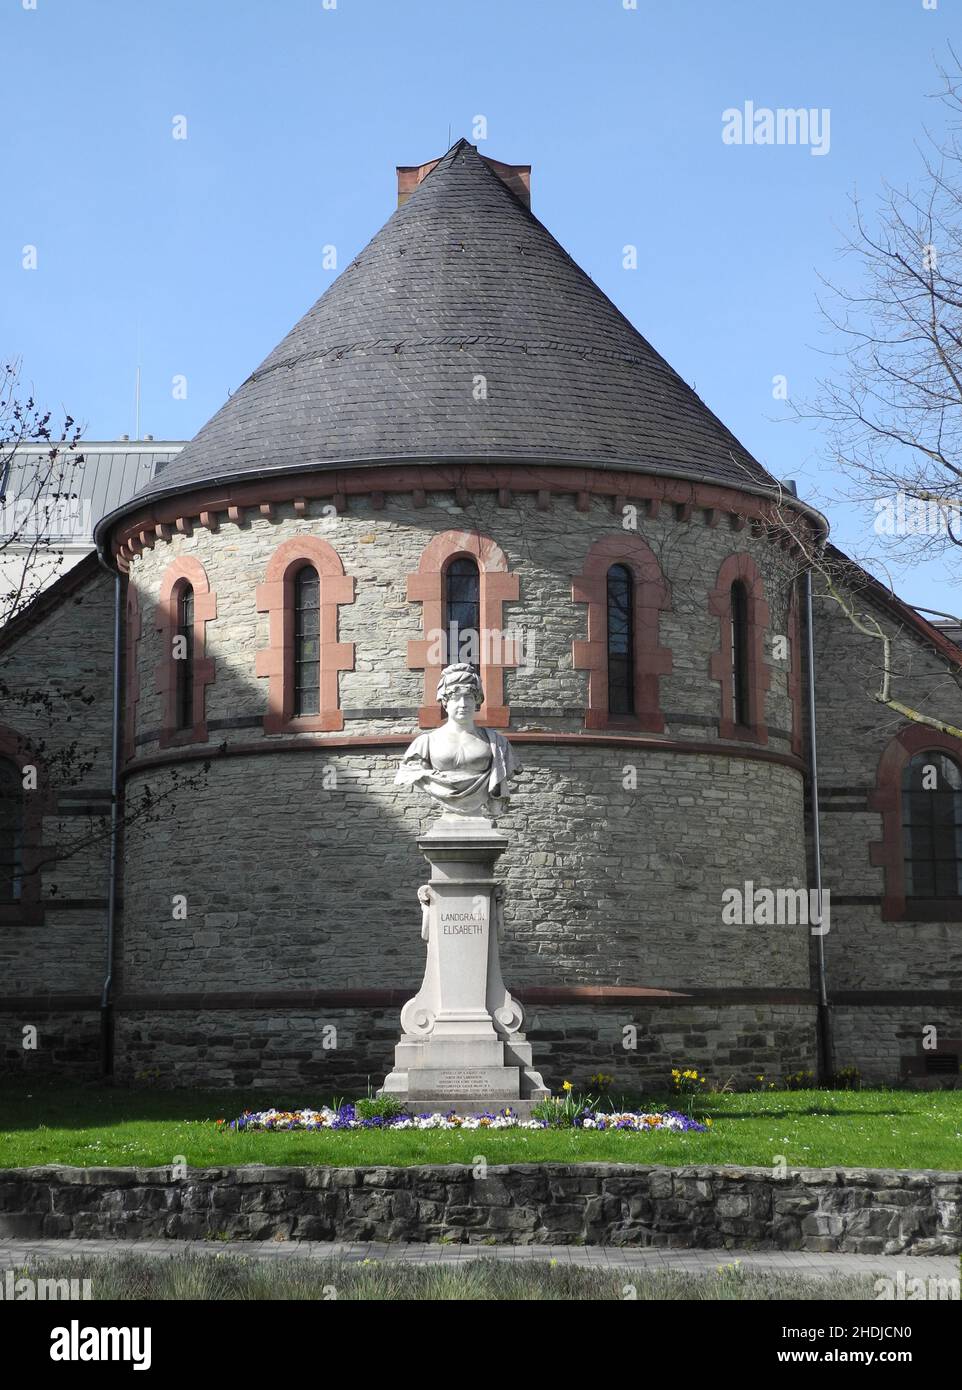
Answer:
708, 553, 770, 744
154, 557, 217, 749
407, 531, 520, 729
571, 534, 672, 732
255, 536, 355, 734
869, 725, 962, 921
0, 724, 52, 926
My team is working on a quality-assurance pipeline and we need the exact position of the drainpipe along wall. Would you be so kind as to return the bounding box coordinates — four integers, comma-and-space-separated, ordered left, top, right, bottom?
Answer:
804, 565, 834, 1083
95, 552, 121, 1077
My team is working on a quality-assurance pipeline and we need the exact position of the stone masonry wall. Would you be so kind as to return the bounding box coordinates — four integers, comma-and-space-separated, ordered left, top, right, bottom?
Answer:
1, 1163, 957, 1253
832, 1006, 962, 1086
127, 490, 799, 748
0, 561, 116, 1077
112, 1003, 816, 1092
812, 593, 962, 1079
113, 486, 812, 1085
120, 749, 808, 997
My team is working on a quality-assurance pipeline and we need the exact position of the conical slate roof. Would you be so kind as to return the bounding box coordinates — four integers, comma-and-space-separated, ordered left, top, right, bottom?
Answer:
128, 140, 779, 509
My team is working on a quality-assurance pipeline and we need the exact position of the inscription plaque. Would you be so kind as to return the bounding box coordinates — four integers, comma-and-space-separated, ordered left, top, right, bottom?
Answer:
435, 1069, 494, 1094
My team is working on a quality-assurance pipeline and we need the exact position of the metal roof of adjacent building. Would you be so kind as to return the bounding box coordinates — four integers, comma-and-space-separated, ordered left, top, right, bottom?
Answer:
102, 139, 782, 532
2, 442, 183, 543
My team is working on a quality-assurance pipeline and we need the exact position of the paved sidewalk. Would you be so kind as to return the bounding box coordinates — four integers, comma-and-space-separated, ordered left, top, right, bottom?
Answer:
0, 1238, 957, 1280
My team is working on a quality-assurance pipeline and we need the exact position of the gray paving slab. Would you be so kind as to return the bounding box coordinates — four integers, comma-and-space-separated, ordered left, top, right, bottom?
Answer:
0, 1237, 957, 1283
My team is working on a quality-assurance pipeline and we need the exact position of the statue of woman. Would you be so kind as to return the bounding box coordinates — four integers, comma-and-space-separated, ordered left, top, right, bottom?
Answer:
394, 663, 520, 820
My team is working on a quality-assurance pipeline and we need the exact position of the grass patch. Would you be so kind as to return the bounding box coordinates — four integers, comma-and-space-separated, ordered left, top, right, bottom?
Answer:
1, 1082, 961, 1169
7, 1251, 887, 1301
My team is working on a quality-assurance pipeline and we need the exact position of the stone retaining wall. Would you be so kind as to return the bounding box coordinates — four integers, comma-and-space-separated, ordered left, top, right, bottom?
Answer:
0, 1164, 957, 1253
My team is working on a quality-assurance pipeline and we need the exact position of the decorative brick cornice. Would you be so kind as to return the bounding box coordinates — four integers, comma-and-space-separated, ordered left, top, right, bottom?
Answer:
869, 724, 962, 921
154, 556, 217, 749
255, 535, 355, 734
708, 553, 771, 744
571, 533, 672, 733
107, 464, 822, 566
406, 530, 519, 728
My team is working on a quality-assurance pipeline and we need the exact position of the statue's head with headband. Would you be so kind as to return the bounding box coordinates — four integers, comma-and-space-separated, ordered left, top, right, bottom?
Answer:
436, 663, 484, 710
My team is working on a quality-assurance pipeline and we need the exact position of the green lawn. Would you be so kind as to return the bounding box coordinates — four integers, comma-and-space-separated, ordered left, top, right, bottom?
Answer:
1, 1082, 961, 1169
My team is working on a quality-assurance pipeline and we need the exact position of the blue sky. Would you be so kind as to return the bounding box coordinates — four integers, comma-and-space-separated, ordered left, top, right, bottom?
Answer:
2, 0, 959, 612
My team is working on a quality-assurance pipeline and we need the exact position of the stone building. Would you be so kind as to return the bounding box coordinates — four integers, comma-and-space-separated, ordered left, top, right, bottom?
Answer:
3, 140, 961, 1091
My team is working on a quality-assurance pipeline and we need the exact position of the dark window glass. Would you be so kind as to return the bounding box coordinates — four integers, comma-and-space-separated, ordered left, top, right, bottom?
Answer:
445, 558, 480, 666
607, 564, 634, 716
176, 585, 194, 730
294, 567, 321, 717
0, 758, 23, 903
730, 581, 750, 727
903, 752, 962, 898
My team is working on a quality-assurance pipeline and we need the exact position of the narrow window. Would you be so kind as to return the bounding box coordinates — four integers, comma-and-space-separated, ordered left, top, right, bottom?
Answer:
903, 751, 962, 898
294, 566, 321, 717
445, 557, 480, 666
730, 580, 750, 727
607, 564, 634, 716
0, 758, 23, 904
176, 584, 194, 730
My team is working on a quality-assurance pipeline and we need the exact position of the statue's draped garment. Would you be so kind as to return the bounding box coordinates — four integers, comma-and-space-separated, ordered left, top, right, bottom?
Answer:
394, 726, 520, 812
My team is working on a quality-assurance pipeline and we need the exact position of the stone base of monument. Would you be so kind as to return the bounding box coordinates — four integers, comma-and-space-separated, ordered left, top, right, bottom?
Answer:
379, 814, 550, 1111
396, 1098, 543, 1119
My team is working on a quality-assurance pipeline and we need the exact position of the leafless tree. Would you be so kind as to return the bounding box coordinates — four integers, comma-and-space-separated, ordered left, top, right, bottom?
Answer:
809, 45, 962, 569
0, 358, 85, 628
0, 359, 209, 895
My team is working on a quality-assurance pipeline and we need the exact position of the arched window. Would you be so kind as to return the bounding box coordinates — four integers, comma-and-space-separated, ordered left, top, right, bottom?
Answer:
255, 536, 355, 735
730, 580, 750, 728
176, 584, 194, 730
708, 555, 770, 744
572, 534, 671, 733
405, 532, 517, 729
293, 566, 321, 717
606, 563, 635, 716
0, 757, 23, 904
444, 557, 480, 666
155, 556, 217, 749
902, 751, 962, 899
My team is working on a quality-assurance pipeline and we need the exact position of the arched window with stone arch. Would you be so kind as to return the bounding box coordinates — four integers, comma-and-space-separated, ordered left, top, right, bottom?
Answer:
256, 537, 355, 734
709, 554, 770, 744
406, 531, 519, 729
902, 750, 962, 900
572, 534, 671, 731
870, 726, 962, 919
155, 557, 217, 748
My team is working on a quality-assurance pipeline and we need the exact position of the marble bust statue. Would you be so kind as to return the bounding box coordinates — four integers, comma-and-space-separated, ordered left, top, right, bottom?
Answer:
394, 663, 520, 819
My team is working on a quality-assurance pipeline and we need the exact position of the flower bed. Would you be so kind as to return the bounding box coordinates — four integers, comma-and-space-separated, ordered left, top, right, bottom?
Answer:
217, 1105, 709, 1133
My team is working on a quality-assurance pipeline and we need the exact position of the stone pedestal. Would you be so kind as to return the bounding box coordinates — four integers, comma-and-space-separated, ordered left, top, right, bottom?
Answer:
379, 814, 548, 1110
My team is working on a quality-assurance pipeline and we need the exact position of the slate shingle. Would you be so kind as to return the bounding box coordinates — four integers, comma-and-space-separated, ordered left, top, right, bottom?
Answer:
125, 140, 780, 509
